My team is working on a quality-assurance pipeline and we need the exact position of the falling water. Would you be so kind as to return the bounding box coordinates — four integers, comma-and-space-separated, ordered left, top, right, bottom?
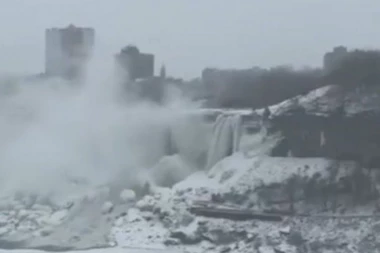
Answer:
206, 114, 242, 170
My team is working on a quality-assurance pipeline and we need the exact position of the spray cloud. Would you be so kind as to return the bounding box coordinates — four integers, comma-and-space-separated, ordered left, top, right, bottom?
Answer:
0, 52, 199, 202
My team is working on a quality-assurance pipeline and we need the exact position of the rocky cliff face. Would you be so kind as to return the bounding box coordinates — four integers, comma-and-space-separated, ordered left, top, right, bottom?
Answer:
269, 85, 380, 167
206, 154, 380, 213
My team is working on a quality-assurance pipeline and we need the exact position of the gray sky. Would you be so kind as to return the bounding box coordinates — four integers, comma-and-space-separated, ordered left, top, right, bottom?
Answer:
0, 0, 379, 80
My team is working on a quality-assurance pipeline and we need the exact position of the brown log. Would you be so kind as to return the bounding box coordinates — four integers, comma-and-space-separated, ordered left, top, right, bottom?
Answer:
189, 206, 283, 222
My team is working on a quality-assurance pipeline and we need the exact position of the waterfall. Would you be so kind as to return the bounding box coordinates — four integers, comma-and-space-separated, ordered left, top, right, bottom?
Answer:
206, 114, 242, 170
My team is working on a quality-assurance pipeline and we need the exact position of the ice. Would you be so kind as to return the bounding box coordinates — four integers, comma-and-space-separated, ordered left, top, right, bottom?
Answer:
48, 210, 68, 226
205, 114, 242, 170
119, 189, 136, 203
101, 201, 114, 214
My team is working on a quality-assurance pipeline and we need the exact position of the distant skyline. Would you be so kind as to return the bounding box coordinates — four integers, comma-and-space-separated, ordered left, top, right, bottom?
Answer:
0, 0, 380, 80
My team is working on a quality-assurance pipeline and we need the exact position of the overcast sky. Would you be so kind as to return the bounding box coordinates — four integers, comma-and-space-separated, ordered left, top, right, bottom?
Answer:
0, 0, 379, 80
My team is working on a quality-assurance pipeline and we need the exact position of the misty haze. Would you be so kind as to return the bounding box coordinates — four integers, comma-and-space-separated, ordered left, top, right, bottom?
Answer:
0, 1, 380, 253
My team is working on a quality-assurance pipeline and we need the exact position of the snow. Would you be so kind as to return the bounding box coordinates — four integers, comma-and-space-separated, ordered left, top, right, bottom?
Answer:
269, 85, 337, 117
173, 151, 344, 202
0, 185, 144, 250
120, 189, 136, 203
46, 210, 68, 226
101, 201, 114, 214
173, 171, 219, 191
209, 154, 333, 190
111, 208, 169, 250
269, 84, 380, 118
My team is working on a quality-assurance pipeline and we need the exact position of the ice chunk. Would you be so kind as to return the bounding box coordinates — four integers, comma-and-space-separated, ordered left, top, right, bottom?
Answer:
101, 201, 114, 214
119, 189, 136, 203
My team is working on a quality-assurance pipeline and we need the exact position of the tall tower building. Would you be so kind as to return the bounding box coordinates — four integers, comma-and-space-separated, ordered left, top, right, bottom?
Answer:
45, 24, 95, 79
160, 64, 166, 79
115, 45, 154, 81
323, 46, 348, 73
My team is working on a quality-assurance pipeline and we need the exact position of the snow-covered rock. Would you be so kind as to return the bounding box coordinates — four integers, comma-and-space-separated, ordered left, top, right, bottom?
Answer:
126, 208, 143, 223
119, 189, 136, 203
31, 204, 52, 213
184, 153, 378, 214
170, 221, 203, 244
269, 84, 380, 166
270, 84, 380, 118
135, 195, 157, 212
101, 201, 114, 214
258, 246, 275, 253
48, 210, 68, 225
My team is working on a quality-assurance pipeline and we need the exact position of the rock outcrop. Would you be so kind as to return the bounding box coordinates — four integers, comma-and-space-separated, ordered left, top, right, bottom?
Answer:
207, 154, 380, 212
269, 85, 380, 167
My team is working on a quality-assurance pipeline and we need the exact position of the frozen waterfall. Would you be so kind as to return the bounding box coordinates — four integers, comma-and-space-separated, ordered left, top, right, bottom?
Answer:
206, 114, 242, 170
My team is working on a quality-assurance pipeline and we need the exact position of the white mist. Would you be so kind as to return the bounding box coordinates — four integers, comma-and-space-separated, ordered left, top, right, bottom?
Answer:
0, 54, 198, 202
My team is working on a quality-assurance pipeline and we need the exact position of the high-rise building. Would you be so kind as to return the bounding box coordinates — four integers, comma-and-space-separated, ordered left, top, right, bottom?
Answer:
115, 45, 154, 81
323, 46, 348, 73
45, 24, 95, 79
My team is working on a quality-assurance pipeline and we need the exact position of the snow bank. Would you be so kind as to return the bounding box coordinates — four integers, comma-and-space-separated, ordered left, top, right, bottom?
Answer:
269, 84, 380, 118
